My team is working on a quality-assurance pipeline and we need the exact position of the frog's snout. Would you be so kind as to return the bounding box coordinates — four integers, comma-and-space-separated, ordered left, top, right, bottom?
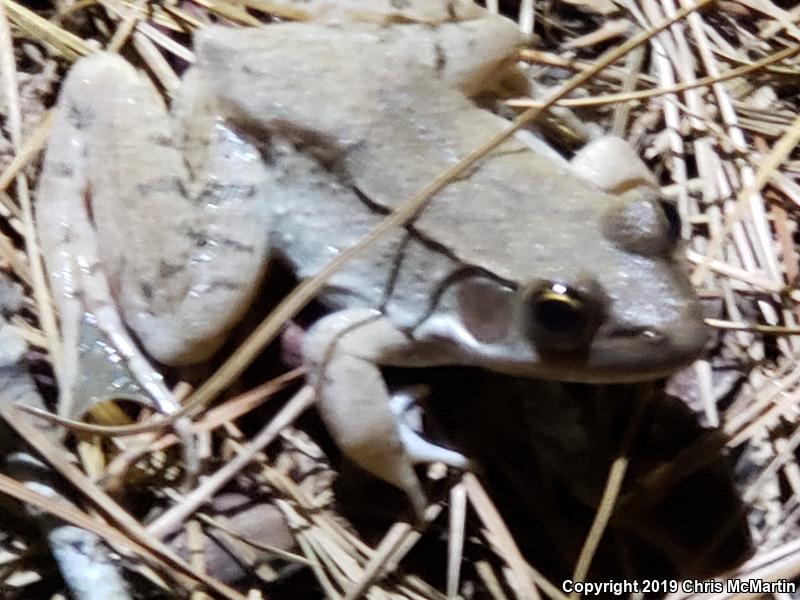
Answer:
647, 298, 709, 355
590, 296, 709, 380
523, 276, 708, 381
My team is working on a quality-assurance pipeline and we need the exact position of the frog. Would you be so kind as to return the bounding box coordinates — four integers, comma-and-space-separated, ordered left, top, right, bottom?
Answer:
36, 0, 708, 518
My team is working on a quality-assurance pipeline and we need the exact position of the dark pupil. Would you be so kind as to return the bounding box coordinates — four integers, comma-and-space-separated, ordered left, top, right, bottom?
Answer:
533, 298, 583, 334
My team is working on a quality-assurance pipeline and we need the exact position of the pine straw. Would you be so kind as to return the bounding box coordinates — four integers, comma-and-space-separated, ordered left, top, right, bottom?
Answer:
1, 0, 799, 598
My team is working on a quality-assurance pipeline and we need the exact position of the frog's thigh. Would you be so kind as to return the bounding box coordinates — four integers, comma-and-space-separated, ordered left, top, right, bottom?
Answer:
304, 309, 428, 518
119, 70, 272, 365
72, 56, 268, 365
49, 53, 200, 363
570, 136, 656, 194
37, 54, 199, 422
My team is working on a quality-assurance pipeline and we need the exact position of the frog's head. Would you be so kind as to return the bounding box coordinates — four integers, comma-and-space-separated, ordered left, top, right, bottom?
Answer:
411, 194, 708, 384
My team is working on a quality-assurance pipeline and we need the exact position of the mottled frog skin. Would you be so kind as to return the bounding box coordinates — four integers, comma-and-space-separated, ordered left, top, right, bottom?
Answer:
36, 2, 707, 516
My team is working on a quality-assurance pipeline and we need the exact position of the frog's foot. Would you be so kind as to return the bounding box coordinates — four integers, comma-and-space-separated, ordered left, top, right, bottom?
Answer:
304, 309, 430, 521
390, 386, 470, 469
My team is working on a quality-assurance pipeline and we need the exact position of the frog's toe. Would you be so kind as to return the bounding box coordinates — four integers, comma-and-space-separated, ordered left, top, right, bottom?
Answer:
390, 388, 470, 470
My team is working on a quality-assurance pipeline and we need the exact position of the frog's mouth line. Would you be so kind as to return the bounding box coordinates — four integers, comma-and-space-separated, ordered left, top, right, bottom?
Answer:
537, 336, 706, 384
408, 323, 704, 384
535, 361, 689, 385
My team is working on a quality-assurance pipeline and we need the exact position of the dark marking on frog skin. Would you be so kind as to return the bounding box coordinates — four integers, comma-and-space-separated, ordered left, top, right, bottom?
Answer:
412, 265, 517, 331
183, 227, 255, 254
218, 237, 255, 253
147, 133, 176, 148
351, 184, 391, 216
271, 123, 345, 172
86, 261, 103, 277
405, 223, 463, 268
208, 278, 243, 291
58, 228, 73, 245
140, 281, 153, 301
195, 181, 257, 206
135, 176, 188, 199
379, 231, 414, 311
67, 101, 94, 130
50, 161, 75, 179
390, 0, 411, 8
240, 63, 263, 77
351, 184, 463, 265
84, 188, 96, 226
159, 260, 186, 278
433, 43, 447, 76
185, 228, 209, 248
64, 537, 88, 555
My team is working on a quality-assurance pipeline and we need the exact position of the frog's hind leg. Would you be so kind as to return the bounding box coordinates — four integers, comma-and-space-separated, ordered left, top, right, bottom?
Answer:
121, 65, 272, 367
38, 54, 176, 415
305, 308, 468, 521
36, 54, 195, 467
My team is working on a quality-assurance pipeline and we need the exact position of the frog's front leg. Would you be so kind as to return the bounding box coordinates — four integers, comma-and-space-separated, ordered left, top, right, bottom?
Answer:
389, 387, 471, 470
304, 309, 467, 520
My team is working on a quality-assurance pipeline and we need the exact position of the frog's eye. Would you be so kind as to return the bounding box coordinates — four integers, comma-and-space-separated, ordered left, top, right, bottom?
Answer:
526, 281, 598, 352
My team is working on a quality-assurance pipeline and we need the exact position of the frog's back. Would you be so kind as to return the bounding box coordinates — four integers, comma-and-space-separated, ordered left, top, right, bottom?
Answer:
199, 28, 589, 262
197, 21, 698, 341
195, 20, 539, 319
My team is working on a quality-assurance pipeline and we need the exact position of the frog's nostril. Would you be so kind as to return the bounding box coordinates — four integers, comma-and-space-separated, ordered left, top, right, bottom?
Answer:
642, 328, 663, 342
607, 325, 665, 344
